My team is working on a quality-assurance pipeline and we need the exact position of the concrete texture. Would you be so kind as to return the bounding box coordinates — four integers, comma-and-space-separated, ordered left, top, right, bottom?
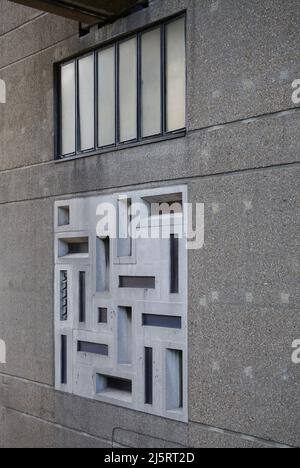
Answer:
0, 0, 41, 35
187, 0, 300, 129
0, 0, 299, 448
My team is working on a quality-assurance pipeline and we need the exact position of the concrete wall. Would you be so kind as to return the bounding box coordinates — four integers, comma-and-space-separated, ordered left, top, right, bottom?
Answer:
0, 0, 299, 448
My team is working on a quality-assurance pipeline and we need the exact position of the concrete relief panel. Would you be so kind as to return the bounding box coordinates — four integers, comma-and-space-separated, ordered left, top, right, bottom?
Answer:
54, 186, 188, 422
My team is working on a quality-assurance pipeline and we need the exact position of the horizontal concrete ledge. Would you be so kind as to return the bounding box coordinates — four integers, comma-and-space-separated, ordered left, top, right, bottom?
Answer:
54, 106, 300, 166
0, 161, 298, 208
0, 106, 299, 206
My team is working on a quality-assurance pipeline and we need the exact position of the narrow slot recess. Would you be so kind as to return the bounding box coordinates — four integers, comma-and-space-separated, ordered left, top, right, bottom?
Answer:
79, 271, 86, 323
170, 234, 179, 294
77, 341, 108, 356
61, 335, 67, 385
142, 314, 181, 329
119, 276, 155, 289
145, 347, 153, 405
118, 306, 132, 364
166, 349, 183, 411
58, 206, 70, 226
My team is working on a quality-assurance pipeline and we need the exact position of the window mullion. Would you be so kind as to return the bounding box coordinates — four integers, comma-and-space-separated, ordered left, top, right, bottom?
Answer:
116, 43, 120, 144
75, 58, 79, 154
161, 24, 166, 135
94, 51, 98, 150
114, 44, 117, 146
57, 65, 62, 158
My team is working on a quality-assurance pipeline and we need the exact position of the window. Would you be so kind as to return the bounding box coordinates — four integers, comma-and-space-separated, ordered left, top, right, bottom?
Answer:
98, 46, 115, 147
78, 54, 94, 151
56, 16, 186, 158
119, 37, 138, 143
60, 62, 76, 156
141, 27, 161, 137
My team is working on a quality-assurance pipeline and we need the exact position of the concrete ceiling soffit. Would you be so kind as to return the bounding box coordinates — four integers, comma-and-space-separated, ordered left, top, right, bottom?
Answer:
9, 0, 148, 25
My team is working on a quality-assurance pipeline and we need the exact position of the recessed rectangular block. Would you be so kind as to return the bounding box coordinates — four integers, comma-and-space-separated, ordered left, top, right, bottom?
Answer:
58, 237, 89, 258
98, 308, 108, 324
96, 237, 110, 292
119, 276, 155, 289
117, 197, 132, 257
117, 307, 132, 364
142, 314, 182, 329
77, 341, 108, 356
96, 374, 132, 402
58, 206, 70, 226
166, 349, 183, 411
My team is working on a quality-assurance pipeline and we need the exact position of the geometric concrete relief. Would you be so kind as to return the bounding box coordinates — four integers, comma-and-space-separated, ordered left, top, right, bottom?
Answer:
54, 186, 188, 422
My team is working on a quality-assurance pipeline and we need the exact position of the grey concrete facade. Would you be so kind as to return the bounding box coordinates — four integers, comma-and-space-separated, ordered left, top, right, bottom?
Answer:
0, 0, 299, 448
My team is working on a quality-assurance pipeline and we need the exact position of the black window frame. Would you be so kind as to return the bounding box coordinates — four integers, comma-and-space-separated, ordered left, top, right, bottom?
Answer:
54, 13, 186, 160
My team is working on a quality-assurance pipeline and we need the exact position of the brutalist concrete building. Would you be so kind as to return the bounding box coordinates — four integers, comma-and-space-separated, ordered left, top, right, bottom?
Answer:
0, 0, 299, 449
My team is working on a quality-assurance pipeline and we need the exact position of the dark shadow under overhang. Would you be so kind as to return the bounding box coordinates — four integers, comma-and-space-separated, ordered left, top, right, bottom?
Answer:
9, 0, 148, 25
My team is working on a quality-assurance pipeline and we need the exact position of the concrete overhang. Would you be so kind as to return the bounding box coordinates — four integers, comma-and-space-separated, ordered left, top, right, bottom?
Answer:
9, 0, 148, 25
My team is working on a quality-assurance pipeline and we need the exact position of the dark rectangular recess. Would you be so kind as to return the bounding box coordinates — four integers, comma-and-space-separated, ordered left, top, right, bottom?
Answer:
142, 314, 181, 329
105, 376, 132, 393
170, 234, 179, 294
69, 240, 88, 255
145, 347, 153, 405
119, 276, 155, 289
77, 341, 108, 356
61, 335, 67, 384
79, 271, 86, 323
98, 307, 108, 323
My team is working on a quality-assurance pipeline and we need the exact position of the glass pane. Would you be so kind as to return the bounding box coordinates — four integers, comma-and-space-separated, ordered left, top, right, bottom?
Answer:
141, 28, 161, 137
119, 37, 137, 142
166, 18, 186, 132
98, 46, 115, 147
61, 62, 75, 155
78, 54, 95, 151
